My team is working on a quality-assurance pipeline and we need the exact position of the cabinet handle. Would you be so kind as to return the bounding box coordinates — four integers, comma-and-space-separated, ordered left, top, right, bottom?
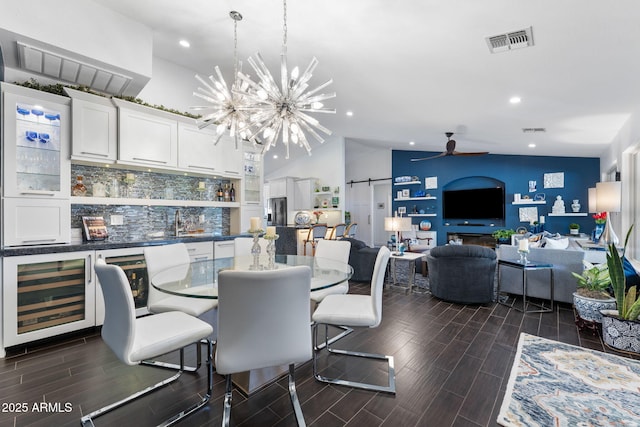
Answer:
87, 254, 92, 283
194, 256, 209, 261
20, 191, 55, 196
188, 165, 217, 171
132, 157, 168, 164
81, 151, 109, 157
21, 238, 57, 243
223, 170, 240, 175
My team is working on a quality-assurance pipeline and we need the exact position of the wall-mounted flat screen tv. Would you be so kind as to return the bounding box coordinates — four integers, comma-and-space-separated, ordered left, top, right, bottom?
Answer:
443, 187, 505, 221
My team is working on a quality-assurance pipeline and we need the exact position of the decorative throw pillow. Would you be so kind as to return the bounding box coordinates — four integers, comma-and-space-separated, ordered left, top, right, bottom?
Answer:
543, 236, 569, 249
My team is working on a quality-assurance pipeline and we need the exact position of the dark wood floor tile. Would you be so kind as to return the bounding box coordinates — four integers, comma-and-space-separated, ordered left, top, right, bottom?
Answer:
442, 353, 483, 397
328, 388, 375, 422
433, 322, 466, 345
345, 409, 384, 427
457, 371, 502, 426
453, 415, 484, 427
455, 321, 481, 344
298, 385, 346, 423
469, 306, 493, 324
479, 315, 505, 335
237, 407, 283, 426
451, 306, 479, 325
310, 410, 348, 427
418, 389, 464, 427
380, 405, 421, 427
464, 331, 496, 359
494, 323, 520, 349
432, 339, 470, 373
479, 342, 515, 379
403, 340, 446, 372
396, 366, 449, 414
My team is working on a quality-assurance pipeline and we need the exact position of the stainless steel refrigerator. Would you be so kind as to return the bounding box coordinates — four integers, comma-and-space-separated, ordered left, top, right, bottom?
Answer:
269, 197, 287, 226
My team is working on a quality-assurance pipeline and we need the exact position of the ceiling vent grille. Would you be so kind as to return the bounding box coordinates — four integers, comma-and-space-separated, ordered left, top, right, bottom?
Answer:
522, 127, 546, 133
16, 42, 132, 95
486, 27, 534, 53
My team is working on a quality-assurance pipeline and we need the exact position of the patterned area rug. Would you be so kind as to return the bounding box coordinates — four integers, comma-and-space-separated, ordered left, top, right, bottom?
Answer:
498, 333, 640, 427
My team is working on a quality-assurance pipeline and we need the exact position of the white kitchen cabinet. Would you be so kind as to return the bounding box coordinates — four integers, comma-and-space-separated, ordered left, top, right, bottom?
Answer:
214, 240, 235, 259
185, 241, 214, 261
65, 87, 117, 163
2, 83, 70, 199
177, 122, 221, 174
269, 177, 295, 199
113, 98, 178, 169
215, 134, 243, 178
3, 198, 71, 246
2, 251, 95, 350
242, 143, 263, 205
293, 178, 318, 210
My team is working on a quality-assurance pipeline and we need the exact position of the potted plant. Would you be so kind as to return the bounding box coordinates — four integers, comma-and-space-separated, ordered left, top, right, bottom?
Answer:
601, 225, 640, 354
571, 260, 615, 323
569, 223, 580, 235
492, 229, 515, 244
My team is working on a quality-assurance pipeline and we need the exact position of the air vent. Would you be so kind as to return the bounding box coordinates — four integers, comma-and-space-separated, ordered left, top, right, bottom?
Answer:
16, 42, 133, 95
486, 27, 534, 53
522, 128, 546, 133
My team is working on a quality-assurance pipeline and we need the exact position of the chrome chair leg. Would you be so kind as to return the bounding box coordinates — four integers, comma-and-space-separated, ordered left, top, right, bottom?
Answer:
81, 339, 213, 427
312, 323, 353, 351
222, 375, 233, 427
312, 324, 396, 394
141, 340, 203, 372
288, 363, 306, 427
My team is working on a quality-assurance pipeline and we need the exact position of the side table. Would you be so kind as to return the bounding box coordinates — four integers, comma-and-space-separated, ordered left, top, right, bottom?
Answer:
497, 258, 554, 313
387, 251, 427, 294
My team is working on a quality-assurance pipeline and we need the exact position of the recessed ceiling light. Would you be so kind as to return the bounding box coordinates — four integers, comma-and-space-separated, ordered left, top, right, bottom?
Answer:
179, 39, 191, 48
346, 111, 354, 117
510, 96, 521, 104
273, 154, 278, 159
528, 143, 536, 148
409, 141, 415, 146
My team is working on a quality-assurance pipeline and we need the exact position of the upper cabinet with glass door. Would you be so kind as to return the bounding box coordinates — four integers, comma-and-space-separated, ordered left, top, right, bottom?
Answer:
242, 143, 263, 204
2, 83, 70, 199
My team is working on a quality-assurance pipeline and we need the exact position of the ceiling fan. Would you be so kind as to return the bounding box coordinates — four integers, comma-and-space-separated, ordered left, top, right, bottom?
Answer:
410, 132, 489, 161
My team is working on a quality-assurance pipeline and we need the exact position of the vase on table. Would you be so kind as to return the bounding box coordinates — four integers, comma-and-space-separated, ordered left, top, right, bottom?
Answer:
592, 223, 605, 243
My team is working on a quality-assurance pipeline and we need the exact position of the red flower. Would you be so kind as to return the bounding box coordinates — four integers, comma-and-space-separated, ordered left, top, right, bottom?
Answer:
593, 212, 607, 224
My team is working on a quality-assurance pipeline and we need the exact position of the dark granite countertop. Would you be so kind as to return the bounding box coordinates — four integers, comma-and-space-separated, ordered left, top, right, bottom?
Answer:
1, 234, 247, 257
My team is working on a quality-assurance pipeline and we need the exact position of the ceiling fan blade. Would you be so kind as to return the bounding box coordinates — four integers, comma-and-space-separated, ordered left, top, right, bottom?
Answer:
452, 151, 489, 156
410, 152, 447, 161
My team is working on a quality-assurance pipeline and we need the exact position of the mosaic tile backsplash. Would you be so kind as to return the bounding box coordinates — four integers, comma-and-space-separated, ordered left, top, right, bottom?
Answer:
71, 165, 232, 241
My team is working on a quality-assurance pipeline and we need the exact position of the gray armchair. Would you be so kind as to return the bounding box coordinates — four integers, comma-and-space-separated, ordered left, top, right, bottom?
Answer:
426, 244, 497, 304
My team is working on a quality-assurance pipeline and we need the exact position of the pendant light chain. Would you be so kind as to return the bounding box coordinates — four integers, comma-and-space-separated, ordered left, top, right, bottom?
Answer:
282, 0, 288, 54
233, 16, 238, 84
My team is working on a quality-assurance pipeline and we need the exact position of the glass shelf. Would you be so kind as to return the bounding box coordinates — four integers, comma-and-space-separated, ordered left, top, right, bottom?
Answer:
394, 181, 421, 186
394, 197, 437, 201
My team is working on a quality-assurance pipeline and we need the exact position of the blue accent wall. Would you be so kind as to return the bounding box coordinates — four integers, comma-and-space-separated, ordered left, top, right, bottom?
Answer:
392, 150, 600, 245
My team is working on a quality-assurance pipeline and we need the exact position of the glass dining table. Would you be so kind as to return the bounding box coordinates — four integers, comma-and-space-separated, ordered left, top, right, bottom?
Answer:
149, 253, 353, 395
150, 254, 353, 300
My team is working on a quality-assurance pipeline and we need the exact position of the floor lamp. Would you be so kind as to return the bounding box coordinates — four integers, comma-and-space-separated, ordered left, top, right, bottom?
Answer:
385, 215, 412, 255
596, 181, 622, 246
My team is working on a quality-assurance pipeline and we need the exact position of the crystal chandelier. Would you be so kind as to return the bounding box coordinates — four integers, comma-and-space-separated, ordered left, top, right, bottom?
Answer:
235, 0, 336, 159
191, 11, 254, 149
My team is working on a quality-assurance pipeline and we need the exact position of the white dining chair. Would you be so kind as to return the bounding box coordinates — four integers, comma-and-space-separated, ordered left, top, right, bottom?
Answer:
144, 243, 217, 372
312, 246, 395, 394
310, 239, 351, 303
82, 259, 213, 427
216, 266, 312, 427
233, 236, 269, 256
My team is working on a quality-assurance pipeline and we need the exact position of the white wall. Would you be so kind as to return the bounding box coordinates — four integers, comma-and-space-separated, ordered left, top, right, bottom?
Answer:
344, 138, 392, 246
137, 56, 201, 112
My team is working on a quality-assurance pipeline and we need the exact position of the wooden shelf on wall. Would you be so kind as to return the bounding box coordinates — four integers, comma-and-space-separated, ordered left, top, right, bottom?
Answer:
547, 212, 588, 217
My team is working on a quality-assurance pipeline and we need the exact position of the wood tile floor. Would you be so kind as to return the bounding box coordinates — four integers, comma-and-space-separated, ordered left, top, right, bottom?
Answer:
0, 281, 633, 427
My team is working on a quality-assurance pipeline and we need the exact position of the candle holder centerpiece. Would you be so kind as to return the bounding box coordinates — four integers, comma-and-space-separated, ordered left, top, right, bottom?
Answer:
247, 228, 264, 270
517, 238, 530, 264
264, 233, 279, 270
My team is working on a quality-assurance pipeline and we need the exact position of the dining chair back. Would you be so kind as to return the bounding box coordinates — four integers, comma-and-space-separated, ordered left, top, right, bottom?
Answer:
310, 239, 351, 303
216, 266, 312, 426
345, 223, 358, 238
304, 224, 328, 255
330, 223, 347, 239
233, 236, 269, 256
82, 259, 213, 426
143, 243, 217, 373
144, 243, 217, 316
312, 245, 396, 394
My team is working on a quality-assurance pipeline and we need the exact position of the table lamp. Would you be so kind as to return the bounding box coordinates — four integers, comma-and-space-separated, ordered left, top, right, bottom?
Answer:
384, 215, 412, 255
596, 181, 621, 246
